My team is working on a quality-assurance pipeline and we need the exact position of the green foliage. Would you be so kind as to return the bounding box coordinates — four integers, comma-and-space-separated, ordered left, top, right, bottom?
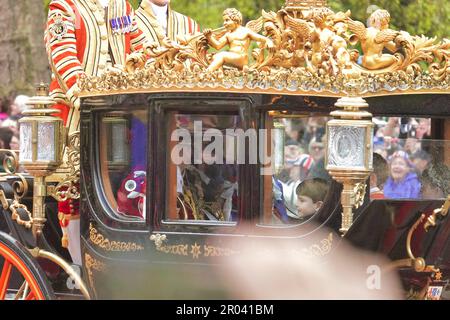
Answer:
43, 0, 449, 38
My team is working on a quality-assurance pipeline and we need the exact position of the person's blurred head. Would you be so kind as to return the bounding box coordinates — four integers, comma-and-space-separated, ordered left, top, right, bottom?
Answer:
421, 163, 450, 199
370, 153, 388, 189
286, 121, 303, 142
415, 118, 431, 139
9, 135, 19, 151
411, 149, 431, 174
308, 136, 325, 161
389, 151, 413, 182
10, 95, 29, 118
0, 127, 14, 149
284, 140, 303, 164
295, 178, 329, 218
404, 137, 421, 155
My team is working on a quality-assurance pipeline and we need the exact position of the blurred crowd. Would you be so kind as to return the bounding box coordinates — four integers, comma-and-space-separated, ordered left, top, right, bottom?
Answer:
0, 95, 28, 152
273, 115, 450, 223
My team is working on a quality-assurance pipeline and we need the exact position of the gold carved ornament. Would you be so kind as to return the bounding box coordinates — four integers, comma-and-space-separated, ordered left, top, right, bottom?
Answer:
89, 223, 144, 252
385, 204, 448, 275
84, 253, 106, 299
300, 232, 333, 258
150, 234, 239, 259
78, 5, 449, 97
0, 149, 33, 229
50, 131, 80, 202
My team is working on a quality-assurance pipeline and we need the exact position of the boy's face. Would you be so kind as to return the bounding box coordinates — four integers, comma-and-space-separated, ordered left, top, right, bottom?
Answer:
296, 195, 320, 218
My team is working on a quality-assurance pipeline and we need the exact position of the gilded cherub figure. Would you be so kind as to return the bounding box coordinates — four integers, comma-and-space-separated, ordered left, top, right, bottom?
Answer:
203, 8, 274, 72
347, 9, 399, 70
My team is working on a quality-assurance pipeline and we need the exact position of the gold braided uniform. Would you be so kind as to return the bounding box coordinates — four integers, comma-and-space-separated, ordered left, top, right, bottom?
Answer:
136, 0, 199, 44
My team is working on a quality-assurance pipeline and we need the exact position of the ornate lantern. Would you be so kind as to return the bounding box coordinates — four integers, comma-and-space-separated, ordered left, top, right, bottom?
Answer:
18, 83, 64, 236
325, 96, 374, 234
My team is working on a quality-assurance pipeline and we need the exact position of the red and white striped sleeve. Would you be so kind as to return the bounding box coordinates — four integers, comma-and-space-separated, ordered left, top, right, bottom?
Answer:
128, 3, 146, 52
45, 0, 84, 107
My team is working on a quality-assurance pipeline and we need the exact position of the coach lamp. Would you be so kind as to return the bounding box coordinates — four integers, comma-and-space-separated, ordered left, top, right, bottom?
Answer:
19, 83, 65, 237
325, 96, 374, 234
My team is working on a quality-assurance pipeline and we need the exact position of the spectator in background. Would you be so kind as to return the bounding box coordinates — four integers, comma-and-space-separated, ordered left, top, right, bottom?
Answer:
2, 95, 29, 137
0, 97, 10, 124
285, 120, 304, 144
415, 118, 431, 140
384, 151, 421, 199
0, 127, 14, 150
420, 163, 450, 199
410, 149, 432, 175
403, 132, 422, 156
9, 135, 19, 151
301, 117, 326, 150
370, 153, 388, 199
308, 136, 325, 162
377, 117, 400, 138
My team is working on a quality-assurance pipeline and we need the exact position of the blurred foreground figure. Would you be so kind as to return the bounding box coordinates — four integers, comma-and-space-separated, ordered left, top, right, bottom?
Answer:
215, 226, 403, 300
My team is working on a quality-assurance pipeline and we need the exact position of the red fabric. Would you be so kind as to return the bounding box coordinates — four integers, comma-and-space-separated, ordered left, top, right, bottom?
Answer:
47, 0, 145, 99
52, 103, 70, 125
116, 171, 146, 218
370, 191, 385, 199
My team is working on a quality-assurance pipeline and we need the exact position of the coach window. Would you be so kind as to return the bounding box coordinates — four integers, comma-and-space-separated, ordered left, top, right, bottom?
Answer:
370, 117, 450, 200
166, 112, 241, 222
98, 109, 148, 221
263, 113, 331, 225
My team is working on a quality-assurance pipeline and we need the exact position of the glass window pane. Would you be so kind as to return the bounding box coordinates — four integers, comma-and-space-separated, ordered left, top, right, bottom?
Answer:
167, 113, 240, 222
267, 116, 331, 225
19, 122, 32, 162
371, 117, 449, 200
37, 122, 55, 161
99, 110, 148, 220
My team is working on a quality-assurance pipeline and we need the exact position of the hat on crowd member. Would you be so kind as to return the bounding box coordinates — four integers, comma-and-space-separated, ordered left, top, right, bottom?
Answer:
294, 154, 314, 171
388, 150, 414, 168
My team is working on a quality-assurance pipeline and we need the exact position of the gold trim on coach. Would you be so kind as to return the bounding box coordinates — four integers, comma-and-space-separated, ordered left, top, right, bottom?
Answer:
89, 223, 145, 252
79, 2, 449, 97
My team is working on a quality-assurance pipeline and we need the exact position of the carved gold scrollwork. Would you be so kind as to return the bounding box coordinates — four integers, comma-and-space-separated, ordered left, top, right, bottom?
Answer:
353, 182, 366, 210
388, 213, 440, 274
52, 132, 80, 202
0, 149, 19, 174
79, 5, 449, 97
84, 253, 105, 298
424, 195, 449, 231
150, 233, 167, 249
89, 223, 144, 252
11, 174, 29, 201
301, 232, 333, 257
9, 200, 33, 229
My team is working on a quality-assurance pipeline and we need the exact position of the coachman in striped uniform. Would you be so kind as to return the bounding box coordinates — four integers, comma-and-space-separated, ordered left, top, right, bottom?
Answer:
136, 0, 199, 44
44, 0, 146, 266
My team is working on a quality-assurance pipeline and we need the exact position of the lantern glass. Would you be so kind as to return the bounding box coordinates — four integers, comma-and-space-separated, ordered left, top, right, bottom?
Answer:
111, 121, 128, 163
19, 122, 33, 162
37, 122, 56, 161
272, 122, 285, 173
327, 125, 366, 169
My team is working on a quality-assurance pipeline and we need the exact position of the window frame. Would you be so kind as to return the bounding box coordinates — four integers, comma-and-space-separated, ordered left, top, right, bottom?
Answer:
93, 106, 152, 228
152, 96, 255, 233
